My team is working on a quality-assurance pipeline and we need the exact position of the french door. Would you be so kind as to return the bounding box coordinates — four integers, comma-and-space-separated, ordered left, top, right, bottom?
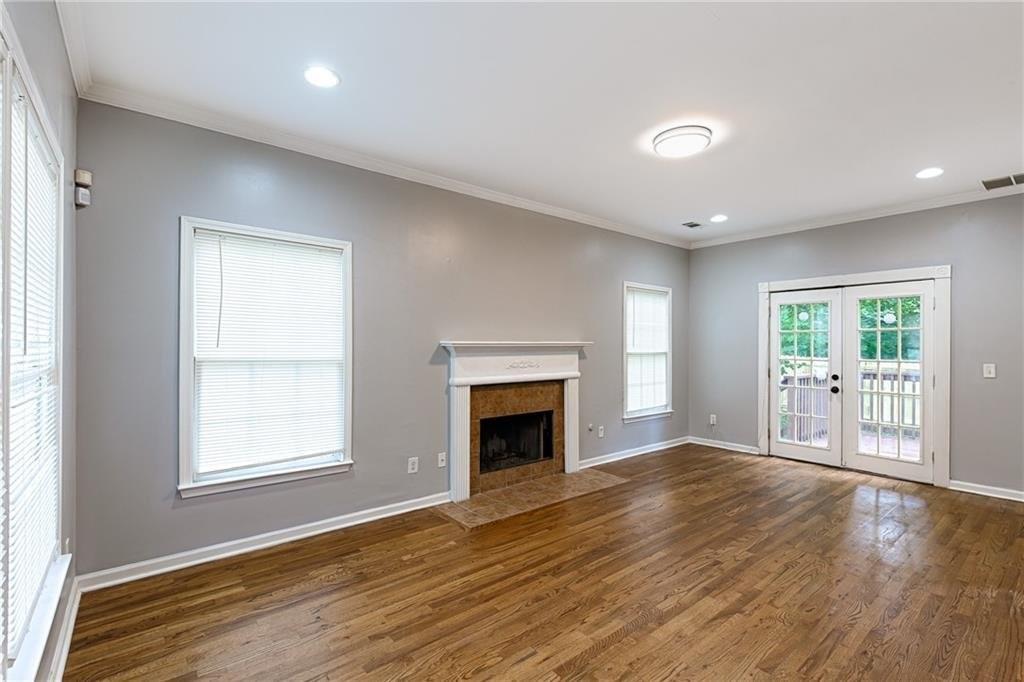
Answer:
769, 281, 935, 484
769, 289, 843, 467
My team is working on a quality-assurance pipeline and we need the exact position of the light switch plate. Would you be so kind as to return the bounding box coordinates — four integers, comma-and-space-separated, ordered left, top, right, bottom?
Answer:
983, 363, 997, 379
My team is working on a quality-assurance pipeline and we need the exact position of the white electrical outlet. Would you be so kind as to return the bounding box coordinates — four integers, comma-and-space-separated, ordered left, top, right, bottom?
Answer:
437, 452, 447, 468
983, 363, 997, 379
407, 456, 419, 474
710, 414, 717, 426
598, 425, 605, 438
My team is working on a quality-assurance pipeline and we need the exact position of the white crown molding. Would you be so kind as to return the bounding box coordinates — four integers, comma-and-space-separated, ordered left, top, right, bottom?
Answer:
690, 184, 1024, 249
55, 1, 93, 95
77, 80, 691, 250
57, 8, 1022, 253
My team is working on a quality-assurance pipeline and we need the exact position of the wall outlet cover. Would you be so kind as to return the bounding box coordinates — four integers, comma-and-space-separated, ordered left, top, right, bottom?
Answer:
407, 456, 419, 473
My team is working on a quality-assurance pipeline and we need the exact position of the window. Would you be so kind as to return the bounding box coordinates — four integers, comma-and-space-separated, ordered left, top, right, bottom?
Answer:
179, 218, 352, 497
623, 282, 672, 421
0, 41, 68, 677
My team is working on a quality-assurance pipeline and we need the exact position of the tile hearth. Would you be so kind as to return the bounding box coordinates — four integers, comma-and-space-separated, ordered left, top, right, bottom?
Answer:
435, 469, 627, 529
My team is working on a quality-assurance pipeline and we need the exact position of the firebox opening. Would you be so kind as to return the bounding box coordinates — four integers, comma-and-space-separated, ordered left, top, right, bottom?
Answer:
480, 410, 554, 474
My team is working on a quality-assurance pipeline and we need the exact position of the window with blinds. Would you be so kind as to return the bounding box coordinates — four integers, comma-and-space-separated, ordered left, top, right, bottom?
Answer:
4, 70, 63, 663
623, 282, 672, 420
179, 219, 352, 496
0, 48, 67, 674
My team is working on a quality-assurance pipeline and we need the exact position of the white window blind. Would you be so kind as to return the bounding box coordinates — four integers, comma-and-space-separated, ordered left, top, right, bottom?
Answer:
183, 224, 351, 492
5, 76, 61, 658
624, 283, 671, 418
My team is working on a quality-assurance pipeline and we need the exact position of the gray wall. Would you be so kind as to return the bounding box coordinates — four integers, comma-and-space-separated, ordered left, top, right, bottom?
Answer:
5, 0, 78, 674
75, 101, 690, 573
688, 194, 1024, 491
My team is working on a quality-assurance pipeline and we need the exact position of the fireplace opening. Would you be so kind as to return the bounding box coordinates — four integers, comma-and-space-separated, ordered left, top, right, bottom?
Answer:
479, 410, 554, 474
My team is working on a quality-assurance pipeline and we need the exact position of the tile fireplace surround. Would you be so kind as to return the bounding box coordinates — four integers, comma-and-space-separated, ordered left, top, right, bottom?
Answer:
440, 341, 592, 502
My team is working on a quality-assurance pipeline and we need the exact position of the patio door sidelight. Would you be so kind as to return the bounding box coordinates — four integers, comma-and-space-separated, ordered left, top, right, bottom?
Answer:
769, 289, 844, 467
768, 280, 935, 484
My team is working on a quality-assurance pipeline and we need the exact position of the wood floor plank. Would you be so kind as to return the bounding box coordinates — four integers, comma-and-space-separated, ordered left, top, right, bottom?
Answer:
66, 445, 1024, 680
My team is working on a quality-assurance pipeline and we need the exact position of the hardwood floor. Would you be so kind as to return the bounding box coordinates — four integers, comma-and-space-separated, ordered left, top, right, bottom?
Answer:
66, 444, 1024, 680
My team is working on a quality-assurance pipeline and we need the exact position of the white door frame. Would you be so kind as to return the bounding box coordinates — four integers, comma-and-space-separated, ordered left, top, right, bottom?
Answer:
756, 265, 951, 487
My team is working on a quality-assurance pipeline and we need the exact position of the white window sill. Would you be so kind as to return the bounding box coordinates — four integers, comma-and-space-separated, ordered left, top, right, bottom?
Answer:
179, 459, 353, 498
8, 553, 72, 682
623, 408, 674, 423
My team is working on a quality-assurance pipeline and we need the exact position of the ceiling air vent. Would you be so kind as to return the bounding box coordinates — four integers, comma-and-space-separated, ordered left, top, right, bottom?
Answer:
981, 175, 1016, 190
682, 221, 702, 229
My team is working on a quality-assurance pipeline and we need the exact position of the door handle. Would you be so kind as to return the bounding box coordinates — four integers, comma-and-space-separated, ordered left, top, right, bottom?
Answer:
830, 386, 840, 394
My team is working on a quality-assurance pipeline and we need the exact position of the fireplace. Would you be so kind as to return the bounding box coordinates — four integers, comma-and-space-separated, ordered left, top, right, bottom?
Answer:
441, 341, 592, 502
470, 380, 564, 493
480, 410, 554, 473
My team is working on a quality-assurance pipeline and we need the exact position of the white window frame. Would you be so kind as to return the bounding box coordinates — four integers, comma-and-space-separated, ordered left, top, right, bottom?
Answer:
0, 6, 71, 679
178, 216, 354, 498
622, 281, 673, 422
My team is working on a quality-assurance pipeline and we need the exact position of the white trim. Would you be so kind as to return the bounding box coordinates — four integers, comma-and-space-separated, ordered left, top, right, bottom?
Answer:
440, 341, 593, 351
45, 576, 79, 682
684, 437, 762, 455
450, 371, 580, 387
54, 1, 93, 95
579, 436, 689, 469
79, 82, 687, 250
767, 265, 950, 293
7, 555, 71, 682
177, 216, 354, 497
177, 459, 354, 499
77, 492, 450, 593
932, 277, 952, 488
622, 281, 673, 421
622, 409, 673, 423
948, 480, 1024, 503
756, 286, 770, 454
689, 186, 1024, 249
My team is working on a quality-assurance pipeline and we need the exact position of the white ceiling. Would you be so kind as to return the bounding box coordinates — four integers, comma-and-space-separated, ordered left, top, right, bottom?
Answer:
59, 2, 1024, 248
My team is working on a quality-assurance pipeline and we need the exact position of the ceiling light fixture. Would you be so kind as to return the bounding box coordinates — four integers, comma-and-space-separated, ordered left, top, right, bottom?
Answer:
915, 167, 944, 179
304, 65, 340, 88
653, 125, 712, 158
709, 214, 728, 223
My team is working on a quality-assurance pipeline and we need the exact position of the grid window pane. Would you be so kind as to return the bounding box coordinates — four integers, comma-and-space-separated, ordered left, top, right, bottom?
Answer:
854, 295, 924, 462
795, 304, 812, 330
779, 304, 795, 330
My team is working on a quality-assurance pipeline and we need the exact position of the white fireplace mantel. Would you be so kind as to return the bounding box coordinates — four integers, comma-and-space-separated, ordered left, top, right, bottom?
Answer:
441, 341, 592, 501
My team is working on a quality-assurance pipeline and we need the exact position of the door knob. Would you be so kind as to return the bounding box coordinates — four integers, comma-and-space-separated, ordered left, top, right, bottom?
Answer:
830, 386, 840, 394
831, 374, 840, 381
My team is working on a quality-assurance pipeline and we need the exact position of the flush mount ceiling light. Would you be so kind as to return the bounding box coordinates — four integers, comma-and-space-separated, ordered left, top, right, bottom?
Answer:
915, 167, 944, 179
652, 125, 712, 158
709, 214, 729, 223
304, 65, 340, 88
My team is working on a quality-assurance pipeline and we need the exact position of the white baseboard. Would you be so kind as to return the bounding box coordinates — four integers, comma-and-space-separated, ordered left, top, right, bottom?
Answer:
76, 491, 450, 593
579, 436, 690, 468
684, 436, 762, 455
46, 577, 81, 682
948, 480, 1024, 503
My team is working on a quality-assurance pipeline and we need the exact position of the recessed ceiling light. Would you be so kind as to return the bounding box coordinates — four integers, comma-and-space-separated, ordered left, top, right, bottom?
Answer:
653, 125, 712, 158
709, 214, 728, 223
304, 65, 340, 88
915, 167, 944, 179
